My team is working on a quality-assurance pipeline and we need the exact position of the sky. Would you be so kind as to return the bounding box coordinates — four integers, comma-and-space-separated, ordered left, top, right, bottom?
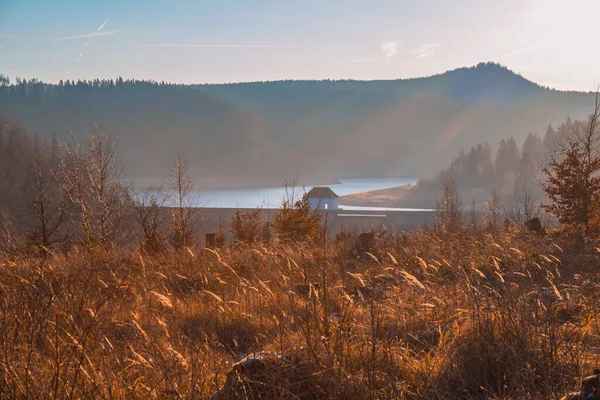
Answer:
0, 0, 599, 91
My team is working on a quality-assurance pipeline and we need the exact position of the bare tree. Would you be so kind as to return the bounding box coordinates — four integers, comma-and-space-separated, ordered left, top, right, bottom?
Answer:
579, 90, 600, 221
168, 153, 197, 251
468, 197, 479, 230
25, 140, 67, 250
133, 186, 166, 254
484, 189, 502, 231
434, 176, 462, 232
58, 127, 126, 249
59, 134, 92, 247
86, 130, 127, 247
502, 194, 521, 225
516, 185, 539, 222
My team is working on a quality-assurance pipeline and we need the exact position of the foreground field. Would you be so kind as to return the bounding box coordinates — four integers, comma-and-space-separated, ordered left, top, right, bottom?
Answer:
1, 228, 599, 399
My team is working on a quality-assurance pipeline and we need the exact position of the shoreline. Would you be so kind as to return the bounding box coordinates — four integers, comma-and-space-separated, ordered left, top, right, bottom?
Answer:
339, 184, 438, 209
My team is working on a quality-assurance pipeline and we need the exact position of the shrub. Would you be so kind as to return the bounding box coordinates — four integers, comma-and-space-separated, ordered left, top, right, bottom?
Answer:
230, 209, 267, 245
272, 193, 321, 243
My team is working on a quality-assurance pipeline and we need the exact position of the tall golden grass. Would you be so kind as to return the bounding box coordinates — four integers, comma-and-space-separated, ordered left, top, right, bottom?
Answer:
0, 227, 599, 398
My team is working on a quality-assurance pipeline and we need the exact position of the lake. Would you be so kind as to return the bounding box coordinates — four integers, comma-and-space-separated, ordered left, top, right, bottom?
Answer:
192, 178, 418, 209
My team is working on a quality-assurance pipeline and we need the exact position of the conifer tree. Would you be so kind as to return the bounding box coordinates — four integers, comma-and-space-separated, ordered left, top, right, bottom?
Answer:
272, 183, 321, 243
542, 92, 600, 236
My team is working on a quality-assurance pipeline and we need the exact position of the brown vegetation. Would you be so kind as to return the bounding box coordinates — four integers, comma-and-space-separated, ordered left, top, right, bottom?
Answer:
1, 226, 599, 398
1, 87, 600, 399
543, 91, 600, 237
271, 185, 322, 243
230, 209, 271, 245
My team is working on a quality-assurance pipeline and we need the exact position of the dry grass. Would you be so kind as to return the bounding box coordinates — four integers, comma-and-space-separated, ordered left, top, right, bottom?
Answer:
1, 227, 599, 398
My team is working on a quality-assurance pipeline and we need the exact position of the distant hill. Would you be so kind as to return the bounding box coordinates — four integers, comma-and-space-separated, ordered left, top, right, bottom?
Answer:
0, 80, 268, 183
0, 62, 595, 186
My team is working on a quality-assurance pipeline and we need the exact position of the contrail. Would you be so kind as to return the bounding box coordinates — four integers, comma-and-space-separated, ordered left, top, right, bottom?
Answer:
146, 44, 298, 49
57, 30, 123, 40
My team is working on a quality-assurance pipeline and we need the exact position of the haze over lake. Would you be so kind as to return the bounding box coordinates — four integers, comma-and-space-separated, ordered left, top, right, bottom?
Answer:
191, 178, 418, 209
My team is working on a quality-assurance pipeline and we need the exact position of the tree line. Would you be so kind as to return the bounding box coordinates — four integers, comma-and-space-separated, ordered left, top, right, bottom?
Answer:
0, 117, 196, 253
432, 92, 600, 237
429, 119, 580, 195
1, 84, 599, 251
4, 63, 593, 185
0, 115, 323, 253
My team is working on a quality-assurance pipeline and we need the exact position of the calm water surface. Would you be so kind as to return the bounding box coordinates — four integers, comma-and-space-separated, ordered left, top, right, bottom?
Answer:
192, 178, 418, 209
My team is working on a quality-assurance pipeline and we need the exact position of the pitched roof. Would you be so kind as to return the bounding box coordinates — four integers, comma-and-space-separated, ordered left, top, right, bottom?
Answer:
307, 187, 339, 199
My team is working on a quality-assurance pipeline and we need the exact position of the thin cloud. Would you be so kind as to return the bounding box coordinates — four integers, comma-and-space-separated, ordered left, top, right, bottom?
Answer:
381, 41, 400, 58
0, 68, 42, 74
320, 61, 346, 66
61, 70, 71, 76
76, 53, 83, 62
502, 45, 543, 59
84, 41, 89, 48
145, 44, 298, 49
0, 33, 18, 39
97, 20, 108, 32
414, 43, 442, 59
352, 58, 373, 63
57, 30, 124, 41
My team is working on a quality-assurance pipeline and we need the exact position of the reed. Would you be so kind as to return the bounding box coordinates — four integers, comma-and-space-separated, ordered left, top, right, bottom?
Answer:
0, 227, 598, 398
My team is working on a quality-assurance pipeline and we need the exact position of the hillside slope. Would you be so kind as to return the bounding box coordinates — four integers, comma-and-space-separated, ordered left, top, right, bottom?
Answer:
0, 62, 594, 186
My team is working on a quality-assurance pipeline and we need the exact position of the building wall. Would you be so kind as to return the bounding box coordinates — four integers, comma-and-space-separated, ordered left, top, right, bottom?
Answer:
309, 198, 339, 210
160, 207, 438, 248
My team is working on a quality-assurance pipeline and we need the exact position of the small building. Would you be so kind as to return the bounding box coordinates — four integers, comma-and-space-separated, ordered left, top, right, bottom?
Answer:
307, 187, 339, 210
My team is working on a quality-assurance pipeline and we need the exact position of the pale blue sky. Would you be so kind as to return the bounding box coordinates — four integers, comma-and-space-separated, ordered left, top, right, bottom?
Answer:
0, 0, 598, 90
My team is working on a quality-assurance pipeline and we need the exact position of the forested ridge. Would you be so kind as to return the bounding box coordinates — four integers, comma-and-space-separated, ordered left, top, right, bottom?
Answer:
0, 62, 596, 185
2, 63, 600, 400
